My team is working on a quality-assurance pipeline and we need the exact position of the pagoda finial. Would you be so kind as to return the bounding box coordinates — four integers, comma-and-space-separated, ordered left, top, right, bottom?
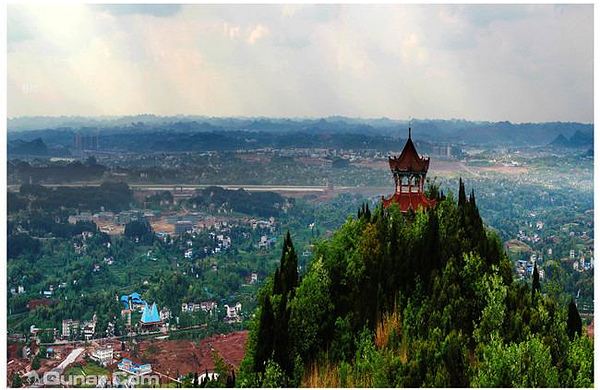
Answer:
408, 124, 411, 139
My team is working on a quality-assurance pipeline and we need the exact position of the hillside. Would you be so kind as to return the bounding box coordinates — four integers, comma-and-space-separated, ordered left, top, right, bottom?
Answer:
236, 180, 593, 387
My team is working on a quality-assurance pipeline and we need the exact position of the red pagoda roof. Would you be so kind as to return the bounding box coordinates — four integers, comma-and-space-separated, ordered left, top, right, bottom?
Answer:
389, 137, 430, 173
381, 192, 436, 212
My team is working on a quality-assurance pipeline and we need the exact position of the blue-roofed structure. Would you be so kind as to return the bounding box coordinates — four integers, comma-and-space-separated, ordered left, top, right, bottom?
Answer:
140, 303, 161, 325
120, 293, 147, 310
118, 359, 152, 375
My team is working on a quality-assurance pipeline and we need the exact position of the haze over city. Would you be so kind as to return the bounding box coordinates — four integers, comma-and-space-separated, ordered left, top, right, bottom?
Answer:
7, 3, 593, 123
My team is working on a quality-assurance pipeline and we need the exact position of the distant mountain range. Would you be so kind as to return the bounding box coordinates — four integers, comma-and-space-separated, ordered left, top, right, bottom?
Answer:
7, 116, 594, 150
550, 130, 593, 148
8, 138, 48, 156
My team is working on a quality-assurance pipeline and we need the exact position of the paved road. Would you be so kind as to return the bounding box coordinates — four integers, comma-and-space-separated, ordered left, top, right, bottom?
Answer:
7, 182, 391, 195
8, 183, 340, 192
52, 347, 84, 375
36, 348, 85, 386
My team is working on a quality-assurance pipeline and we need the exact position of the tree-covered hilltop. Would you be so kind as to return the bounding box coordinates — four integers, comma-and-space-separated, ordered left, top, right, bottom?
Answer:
237, 180, 593, 388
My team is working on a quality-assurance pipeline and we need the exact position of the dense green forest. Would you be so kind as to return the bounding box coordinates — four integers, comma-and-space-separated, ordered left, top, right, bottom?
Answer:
10, 181, 132, 213
188, 187, 287, 218
8, 157, 107, 183
237, 181, 593, 387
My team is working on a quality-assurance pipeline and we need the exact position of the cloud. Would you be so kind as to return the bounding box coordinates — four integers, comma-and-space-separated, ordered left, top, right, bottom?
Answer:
247, 24, 269, 45
93, 4, 181, 18
223, 23, 241, 40
7, 7, 35, 44
6, 4, 593, 123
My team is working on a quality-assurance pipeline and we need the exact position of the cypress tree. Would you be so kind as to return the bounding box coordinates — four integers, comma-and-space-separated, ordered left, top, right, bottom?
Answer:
531, 262, 540, 304
567, 300, 582, 340
254, 294, 275, 373
280, 232, 299, 297
273, 268, 282, 295
458, 178, 467, 208
272, 292, 292, 376
424, 209, 441, 281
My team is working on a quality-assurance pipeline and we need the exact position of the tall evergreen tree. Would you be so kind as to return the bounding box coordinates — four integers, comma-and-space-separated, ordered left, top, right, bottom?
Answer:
278, 232, 299, 297
421, 209, 441, 289
567, 300, 582, 340
273, 268, 282, 296
458, 178, 467, 208
253, 293, 275, 373
531, 262, 540, 304
272, 292, 292, 376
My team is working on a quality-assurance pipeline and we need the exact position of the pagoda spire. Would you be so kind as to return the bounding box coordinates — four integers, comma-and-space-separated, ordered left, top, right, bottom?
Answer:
383, 124, 436, 213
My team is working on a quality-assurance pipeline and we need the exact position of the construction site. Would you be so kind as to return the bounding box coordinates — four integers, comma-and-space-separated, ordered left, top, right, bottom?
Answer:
7, 331, 248, 387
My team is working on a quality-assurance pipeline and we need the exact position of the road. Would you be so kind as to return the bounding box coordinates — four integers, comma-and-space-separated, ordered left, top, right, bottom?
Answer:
39, 323, 208, 347
7, 182, 342, 192
6, 182, 395, 196
51, 347, 84, 375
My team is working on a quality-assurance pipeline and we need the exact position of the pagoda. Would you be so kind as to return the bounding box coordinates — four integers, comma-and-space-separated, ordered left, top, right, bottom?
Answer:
382, 126, 436, 212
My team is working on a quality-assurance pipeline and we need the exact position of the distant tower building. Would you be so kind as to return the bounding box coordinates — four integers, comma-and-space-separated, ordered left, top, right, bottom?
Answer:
382, 127, 436, 213
73, 132, 99, 151
74, 133, 82, 150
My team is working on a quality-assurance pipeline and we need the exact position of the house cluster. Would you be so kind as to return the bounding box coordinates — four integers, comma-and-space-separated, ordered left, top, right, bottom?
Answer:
271, 147, 381, 163
223, 302, 243, 324
573, 250, 594, 272
41, 284, 63, 298
257, 235, 277, 249
9, 285, 26, 296
245, 272, 258, 284
181, 301, 218, 314
517, 229, 541, 244
68, 209, 162, 235
514, 254, 545, 281
208, 232, 232, 253
103, 256, 115, 265
250, 217, 276, 232
29, 325, 59, 341
68, 212, 93, 224
61, 315, 98, 340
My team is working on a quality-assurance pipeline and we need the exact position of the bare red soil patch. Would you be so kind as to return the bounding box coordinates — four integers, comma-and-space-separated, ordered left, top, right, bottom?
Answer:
129, 331, 248, 378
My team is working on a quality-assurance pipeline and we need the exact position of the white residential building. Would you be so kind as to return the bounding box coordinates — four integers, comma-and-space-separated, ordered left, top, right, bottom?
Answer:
91, 348, 114, 366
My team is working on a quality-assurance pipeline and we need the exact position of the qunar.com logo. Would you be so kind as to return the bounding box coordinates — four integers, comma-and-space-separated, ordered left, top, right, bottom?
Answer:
42, 370, 160, 387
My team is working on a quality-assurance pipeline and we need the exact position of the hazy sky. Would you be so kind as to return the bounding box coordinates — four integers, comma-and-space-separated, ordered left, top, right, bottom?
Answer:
7, 4, 594, 123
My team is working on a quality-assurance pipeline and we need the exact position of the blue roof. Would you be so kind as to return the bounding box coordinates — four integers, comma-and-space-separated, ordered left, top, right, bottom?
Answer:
120, 293, 147, 310
141, 303, 161, 324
